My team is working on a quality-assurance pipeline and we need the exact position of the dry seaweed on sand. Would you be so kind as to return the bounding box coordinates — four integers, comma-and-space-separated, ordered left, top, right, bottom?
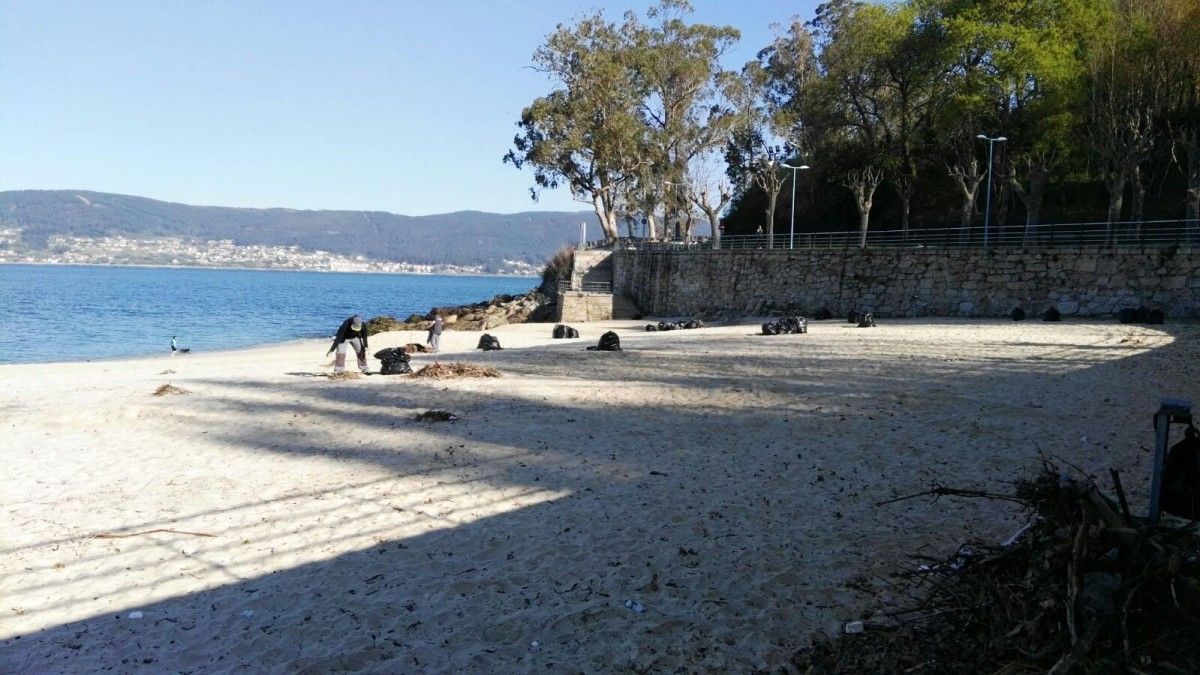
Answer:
415, 410, 460, 422
325, 371, 361, 380
795, 461, 1200, 674
412, 363, 500, 379
152, 384, 189, 396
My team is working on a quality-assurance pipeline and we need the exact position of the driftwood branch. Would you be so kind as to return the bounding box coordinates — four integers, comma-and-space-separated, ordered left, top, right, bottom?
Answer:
92, 528, 215, 539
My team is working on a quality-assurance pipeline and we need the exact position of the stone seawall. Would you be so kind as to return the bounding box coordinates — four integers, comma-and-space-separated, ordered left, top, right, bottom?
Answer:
612, 247, 1200, 318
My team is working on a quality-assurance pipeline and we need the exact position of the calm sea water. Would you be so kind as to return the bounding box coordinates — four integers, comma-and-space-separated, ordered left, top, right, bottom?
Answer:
0, 265, 536, 364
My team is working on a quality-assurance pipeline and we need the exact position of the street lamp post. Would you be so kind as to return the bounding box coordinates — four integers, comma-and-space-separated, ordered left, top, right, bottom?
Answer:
976, 134, 1007, 247
782, 163, 810, 249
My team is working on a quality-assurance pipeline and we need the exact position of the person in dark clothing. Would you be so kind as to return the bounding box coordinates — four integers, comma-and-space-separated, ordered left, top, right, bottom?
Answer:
328, 315, 369, 373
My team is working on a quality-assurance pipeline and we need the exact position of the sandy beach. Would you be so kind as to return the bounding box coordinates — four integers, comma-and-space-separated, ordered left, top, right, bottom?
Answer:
2, 318, 1197, 672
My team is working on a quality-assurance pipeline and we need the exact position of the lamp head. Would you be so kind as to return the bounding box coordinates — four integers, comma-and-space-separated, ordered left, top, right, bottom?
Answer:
799, 165, 810, 170
976, 134, 988, 140
996, 136, 1008, 142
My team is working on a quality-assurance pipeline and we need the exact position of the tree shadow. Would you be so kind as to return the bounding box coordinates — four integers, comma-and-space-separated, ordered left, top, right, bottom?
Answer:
4, 321, 1196, 672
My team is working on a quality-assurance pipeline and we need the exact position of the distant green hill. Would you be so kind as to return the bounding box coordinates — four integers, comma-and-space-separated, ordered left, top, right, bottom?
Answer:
0, 190, 595, 267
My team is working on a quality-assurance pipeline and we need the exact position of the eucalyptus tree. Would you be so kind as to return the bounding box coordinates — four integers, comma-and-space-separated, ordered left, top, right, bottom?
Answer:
504, 12, 644, 243
726, 61, 792, 247
1087, 0, 1165, 236
931, 0, 1102, 237
1155, 0, 1200, 222
624, 0, 740, 240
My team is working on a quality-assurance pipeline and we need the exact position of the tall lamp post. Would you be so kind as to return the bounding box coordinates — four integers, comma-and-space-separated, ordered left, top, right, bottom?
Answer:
976, 134, 1007, 247
782, 163, 810, 249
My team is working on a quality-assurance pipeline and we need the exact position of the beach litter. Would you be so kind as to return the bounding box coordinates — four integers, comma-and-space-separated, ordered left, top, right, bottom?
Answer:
624, 599, 645, 613
128, 611, 144, 619
412, 363, 500, 379
152, 384, 189, 396
241, 609, 254, 619
795, 462, 1200, 673
415, 410, 459, 422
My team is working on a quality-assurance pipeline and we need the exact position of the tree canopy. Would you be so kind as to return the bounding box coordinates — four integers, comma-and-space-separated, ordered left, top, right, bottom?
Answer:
508, 0, 1200, 244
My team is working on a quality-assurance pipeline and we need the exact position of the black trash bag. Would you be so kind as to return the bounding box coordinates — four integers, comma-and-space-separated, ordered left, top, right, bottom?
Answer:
1011, 307, 1026, 321
1117, 307, 1138, 324
586, 331, 622, 351
373, 347, 412, 375
1135, 306, 1150, 323
552, 324, 567, 339
1146, 308, 1165, 324
566, 326, 580, 338
857, 312, 876, 328
1161, 425, 1200, 521
761, 322, 781, 336
815, 307, 833, 321
645, 324, 658, 332
785, 316, 808, 334
1043, 307, 1062, 322
683, 319, 704, 329
657, 321, 675, 331
477, 334, 503, 351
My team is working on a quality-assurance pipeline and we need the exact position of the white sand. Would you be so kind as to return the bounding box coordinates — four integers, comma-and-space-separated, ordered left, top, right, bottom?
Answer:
2, 318, 1197, 672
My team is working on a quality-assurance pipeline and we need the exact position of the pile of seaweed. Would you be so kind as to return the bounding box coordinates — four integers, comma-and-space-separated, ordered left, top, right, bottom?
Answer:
412, 363, 501, 380
795, 464, 1200, 674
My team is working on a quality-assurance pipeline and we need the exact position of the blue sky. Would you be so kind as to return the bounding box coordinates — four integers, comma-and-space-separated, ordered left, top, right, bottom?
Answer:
1, 1, 819, 216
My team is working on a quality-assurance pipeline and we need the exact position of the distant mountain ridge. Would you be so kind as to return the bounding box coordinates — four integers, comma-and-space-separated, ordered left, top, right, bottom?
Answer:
0, 190, 594, 268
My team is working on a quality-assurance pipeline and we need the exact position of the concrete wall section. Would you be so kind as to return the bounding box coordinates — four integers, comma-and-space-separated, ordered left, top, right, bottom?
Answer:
612, 247, 1200, 318
558, 291, 614, 322
571, 250, 614, 288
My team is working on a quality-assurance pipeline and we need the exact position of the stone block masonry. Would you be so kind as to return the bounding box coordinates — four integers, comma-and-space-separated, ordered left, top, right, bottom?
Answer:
612, 247, 1200, 318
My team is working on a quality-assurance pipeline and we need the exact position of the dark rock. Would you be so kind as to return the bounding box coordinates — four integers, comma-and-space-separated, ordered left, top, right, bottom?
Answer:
815, 307, 833, 321
1011, 307, 1026, 321
1146, 309, 1165, 324
645, 324, 658, 332
1043, 307, 1062, 322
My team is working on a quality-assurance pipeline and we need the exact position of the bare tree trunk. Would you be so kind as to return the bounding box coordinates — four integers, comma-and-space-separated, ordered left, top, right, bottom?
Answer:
1105, 170, 1126, 244
645, 213, 659, 240
1186, 129, 1200, 223
949, 160, 984, 234
897, 181, 914, 236
844, 168, 882, 249
591, 194, 619, 243
765, 189, 779, 249
1130, 163, 1147, 238
1009, 156, 1049, 244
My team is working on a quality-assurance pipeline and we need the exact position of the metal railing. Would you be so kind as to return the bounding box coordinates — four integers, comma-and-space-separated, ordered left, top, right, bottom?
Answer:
557, 279, 613, 293
584, 219, 1200, 252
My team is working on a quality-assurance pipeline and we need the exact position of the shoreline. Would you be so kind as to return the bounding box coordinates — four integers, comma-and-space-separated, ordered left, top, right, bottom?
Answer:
0, 260, 540, 279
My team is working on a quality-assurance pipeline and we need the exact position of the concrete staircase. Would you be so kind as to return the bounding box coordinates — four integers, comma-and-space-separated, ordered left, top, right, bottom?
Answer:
557, 249, 641, 321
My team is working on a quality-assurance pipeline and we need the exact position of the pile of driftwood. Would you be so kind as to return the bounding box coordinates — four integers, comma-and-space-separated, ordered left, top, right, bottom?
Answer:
796, 464, 1200, 674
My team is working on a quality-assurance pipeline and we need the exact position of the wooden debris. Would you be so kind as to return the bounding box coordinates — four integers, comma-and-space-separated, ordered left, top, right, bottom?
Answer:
796, 463, 1200, 673
152, 384, 189, 396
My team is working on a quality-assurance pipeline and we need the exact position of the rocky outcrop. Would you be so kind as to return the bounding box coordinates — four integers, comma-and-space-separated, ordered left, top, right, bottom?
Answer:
367, 290, 556, 335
